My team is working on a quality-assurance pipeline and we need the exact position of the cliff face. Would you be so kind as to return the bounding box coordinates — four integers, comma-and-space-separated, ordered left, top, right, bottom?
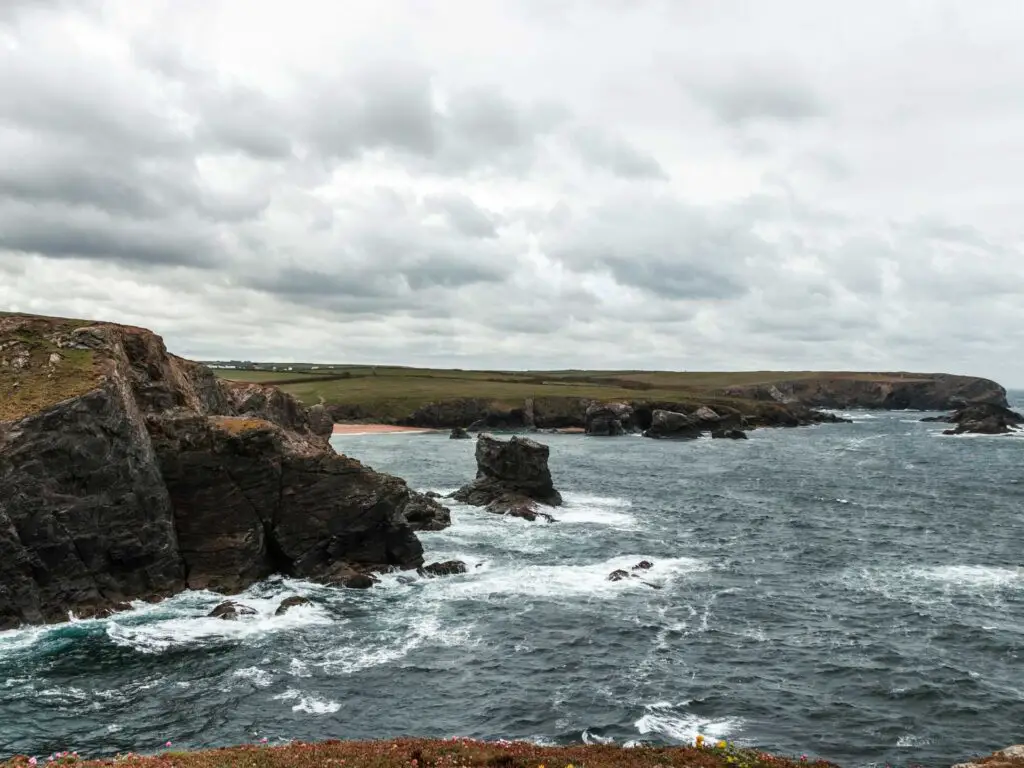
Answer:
718, 373, 1008, 411
0, 315, 426, 629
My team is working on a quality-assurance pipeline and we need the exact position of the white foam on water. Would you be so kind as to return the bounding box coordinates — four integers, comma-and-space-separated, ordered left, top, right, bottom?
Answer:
847, 564, 1024, 610
272, 688, 300, 702
289, 658, 311, 678
912, 565, 1024, 590
292, 694, 341, 714
554, 493, 637, 528
404, 555, 706, 602
233, 666, 273, 688
825, 410, 880, 422
896, 734, 931, 747
105, 588, 332, 654
582, 729, 615, 745
635, 702, 742, 743
318, 612, 473, 674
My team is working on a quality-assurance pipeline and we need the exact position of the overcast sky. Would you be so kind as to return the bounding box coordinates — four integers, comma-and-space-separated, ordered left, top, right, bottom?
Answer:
2, 1, 1024, 383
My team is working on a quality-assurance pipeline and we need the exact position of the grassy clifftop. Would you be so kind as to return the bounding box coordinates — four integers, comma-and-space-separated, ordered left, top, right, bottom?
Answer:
210, 364, 939, 421
0, 313, 99, 423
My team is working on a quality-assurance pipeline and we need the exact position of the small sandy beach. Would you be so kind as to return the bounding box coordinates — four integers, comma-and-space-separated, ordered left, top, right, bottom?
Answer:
332, 423, 437, 435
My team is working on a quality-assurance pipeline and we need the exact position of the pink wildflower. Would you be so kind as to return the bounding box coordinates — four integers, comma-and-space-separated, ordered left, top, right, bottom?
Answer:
165, 742, 172, 748
261, 738, 268, 744
29, 759, 37, 766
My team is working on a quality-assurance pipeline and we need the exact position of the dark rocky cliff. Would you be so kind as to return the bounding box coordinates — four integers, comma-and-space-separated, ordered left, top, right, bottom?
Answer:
718, 373, 1007, 410
0, 314, 431, 629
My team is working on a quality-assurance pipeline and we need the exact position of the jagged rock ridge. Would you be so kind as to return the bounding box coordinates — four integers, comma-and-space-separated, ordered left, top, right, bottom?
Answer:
0, 314, 440, 629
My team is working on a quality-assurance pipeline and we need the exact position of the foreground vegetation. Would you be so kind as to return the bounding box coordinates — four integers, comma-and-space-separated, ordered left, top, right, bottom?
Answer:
1, 737, 840, 768
0, 313, 98, 422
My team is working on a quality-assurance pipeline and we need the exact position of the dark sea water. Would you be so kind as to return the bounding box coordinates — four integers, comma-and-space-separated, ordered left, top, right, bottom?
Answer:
3, 397, 1024, 767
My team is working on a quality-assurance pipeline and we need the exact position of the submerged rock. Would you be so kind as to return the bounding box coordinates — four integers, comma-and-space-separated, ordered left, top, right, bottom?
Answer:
418, 560, 468, 578
208, 601, 257, 621
452, 434, 562, 521
275, 596, 312, 615
712, 428, 748, 439
631, 561, 654, 571
449, 426, 471, 439
607, 569, 631, 582
342, 573, 376, 589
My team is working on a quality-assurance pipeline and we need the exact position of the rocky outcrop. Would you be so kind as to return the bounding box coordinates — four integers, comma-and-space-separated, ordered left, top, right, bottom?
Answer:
451, 434, 562, 521
643, 406, 734, 439
208, 600, 256, 620
585, 402, 635, 436
0, 314, 432, 629
418, 560, 468, 578
275, 596, 312, 615
953, 744, 1024, 768
449, 427, 471, 439
933, 403, 1024, 435
402, 491, 452, 531
712, 428, 748, 439
719, 373, 1008, 410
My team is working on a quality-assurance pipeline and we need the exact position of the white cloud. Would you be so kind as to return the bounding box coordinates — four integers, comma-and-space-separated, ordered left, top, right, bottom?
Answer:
1, 0, 1023, 384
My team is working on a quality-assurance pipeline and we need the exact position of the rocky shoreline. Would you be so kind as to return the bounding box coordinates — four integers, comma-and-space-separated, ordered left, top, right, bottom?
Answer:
0, 315, 448, 628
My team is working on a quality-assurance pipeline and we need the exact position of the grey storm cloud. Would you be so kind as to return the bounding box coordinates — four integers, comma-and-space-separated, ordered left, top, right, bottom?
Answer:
685, 68, 825, 125
1, 0, 1023, 382
542, 195, 758, 300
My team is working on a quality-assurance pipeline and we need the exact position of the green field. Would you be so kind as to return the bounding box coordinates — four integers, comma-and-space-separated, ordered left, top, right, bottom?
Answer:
211, 365, 927, 420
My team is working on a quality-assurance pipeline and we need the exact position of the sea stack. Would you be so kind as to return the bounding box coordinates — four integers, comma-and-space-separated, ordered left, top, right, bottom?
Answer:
451, 433, 562, 521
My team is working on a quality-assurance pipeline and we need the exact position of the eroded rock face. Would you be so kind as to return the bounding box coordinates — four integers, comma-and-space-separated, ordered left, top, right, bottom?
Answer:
585, 402, 635, 436
451, 434, 562, 521
643, 409, 703, 439
0, 316, 429, 629
452, 434, 562, 505
402, 491, 452, 531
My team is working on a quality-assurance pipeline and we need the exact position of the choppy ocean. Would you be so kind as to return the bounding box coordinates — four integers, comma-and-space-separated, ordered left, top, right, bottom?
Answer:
3, 396, 1024, 767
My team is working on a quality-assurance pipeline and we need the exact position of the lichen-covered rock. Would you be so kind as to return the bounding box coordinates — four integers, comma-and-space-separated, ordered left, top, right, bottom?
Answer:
0, 314, 428, 629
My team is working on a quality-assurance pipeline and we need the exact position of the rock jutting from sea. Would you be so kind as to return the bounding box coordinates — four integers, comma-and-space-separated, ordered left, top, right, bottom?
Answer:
451, 433, 562, 522
922, 402, 1024, 435
0, 314, 447, 630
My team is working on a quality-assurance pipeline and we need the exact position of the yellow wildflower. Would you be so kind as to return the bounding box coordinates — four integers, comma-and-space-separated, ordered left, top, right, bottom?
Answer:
718, 740, 728, 750
695, 735, 705, 748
